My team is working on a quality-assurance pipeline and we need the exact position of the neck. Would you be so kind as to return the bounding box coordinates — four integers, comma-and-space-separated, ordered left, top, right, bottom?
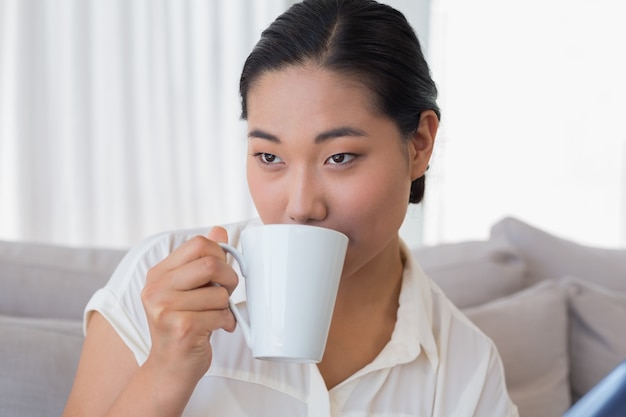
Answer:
335, 236, 404, 315
317, 236, 405, 389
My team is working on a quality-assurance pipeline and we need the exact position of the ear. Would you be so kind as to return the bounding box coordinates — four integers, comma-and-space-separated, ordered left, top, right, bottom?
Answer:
409, 110, 438, 181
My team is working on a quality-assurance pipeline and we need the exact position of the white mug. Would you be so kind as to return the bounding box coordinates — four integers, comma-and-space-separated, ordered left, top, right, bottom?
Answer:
219, 224, 348, 363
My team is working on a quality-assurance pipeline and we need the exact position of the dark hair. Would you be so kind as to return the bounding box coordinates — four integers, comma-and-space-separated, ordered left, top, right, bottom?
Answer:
239, 0, 440, 204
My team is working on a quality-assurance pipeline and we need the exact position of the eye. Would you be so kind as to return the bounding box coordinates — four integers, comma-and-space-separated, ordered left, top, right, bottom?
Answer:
326, 153, 357, 165
254, 153, 283, 165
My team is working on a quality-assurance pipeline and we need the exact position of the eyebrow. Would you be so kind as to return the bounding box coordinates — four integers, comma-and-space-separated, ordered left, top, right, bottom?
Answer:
248, 126, 367, 143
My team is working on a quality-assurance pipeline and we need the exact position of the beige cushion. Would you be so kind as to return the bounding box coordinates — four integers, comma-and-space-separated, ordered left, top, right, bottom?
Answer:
463, 281, 570, 417
0, 240, 126, 320
413, 237, 526, 308
490, 217, 626, 289
562, 276, 626, 401
0, 315, 83, 417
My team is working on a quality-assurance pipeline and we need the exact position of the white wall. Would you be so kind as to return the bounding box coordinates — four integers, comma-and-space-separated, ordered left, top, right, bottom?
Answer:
424, 0, 626, 248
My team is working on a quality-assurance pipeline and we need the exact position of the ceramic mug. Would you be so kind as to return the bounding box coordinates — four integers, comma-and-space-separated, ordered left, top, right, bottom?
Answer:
219, 224, 348, 363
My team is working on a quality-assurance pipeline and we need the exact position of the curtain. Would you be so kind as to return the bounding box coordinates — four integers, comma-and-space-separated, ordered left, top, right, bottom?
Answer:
425, 0, 626, 247
0, 0, 290, 248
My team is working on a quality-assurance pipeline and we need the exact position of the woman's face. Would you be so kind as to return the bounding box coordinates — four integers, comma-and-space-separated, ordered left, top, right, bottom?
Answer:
246, 65, 433, 276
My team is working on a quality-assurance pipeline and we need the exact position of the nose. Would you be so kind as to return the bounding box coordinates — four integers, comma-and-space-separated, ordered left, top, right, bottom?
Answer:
285, 168, 328, 224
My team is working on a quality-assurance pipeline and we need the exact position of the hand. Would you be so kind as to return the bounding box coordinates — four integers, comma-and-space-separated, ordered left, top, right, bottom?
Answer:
141, 226, 238, 384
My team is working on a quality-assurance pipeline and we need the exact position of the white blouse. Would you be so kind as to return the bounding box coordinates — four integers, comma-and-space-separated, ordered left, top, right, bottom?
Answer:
85, 218, 519, 417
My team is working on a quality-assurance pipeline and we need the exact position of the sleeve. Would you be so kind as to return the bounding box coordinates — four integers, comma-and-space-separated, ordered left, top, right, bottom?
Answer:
455, 345, 520, 417
83, 230, 193, 365
82, 219, 259, 365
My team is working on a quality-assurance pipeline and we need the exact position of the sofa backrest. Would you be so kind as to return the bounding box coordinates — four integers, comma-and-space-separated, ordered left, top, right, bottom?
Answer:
490, 217, 626, 290
0, 240, 127, 320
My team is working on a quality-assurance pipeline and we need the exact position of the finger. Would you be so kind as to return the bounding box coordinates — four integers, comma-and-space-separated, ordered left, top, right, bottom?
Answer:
191, 308, 237, 333
152, 309, 236, 346
155, 234, 224, 272
169, 255, 239, 292
160, 226, 230, 271
207, 226, 229, 245
160, 285, 231, 312
142, 285, 236, 333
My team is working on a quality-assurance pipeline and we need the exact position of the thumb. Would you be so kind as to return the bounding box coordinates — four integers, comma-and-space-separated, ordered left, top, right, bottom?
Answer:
207, 225, 229, 245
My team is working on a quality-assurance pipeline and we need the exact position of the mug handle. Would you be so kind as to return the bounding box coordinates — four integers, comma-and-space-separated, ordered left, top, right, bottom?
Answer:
218, 243, 253, 347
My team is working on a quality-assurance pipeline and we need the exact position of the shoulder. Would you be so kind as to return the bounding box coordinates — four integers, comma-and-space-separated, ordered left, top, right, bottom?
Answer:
402, 243, 517, 416
402, 241, 497, 356
105, 218, 262, 297
429, 280, 518, 416
82, 218, 262, 362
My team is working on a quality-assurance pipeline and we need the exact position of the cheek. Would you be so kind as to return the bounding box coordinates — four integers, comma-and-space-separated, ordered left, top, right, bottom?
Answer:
247, 165, 288, 223
247, 166, 271, 216
334, 172, 409, 273
337, 168, 411, 238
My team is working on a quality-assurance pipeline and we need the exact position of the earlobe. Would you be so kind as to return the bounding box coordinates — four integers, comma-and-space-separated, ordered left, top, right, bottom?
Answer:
410, 110, 438, 180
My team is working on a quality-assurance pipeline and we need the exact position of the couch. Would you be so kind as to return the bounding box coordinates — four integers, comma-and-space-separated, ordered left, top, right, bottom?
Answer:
1, 217, 625, 417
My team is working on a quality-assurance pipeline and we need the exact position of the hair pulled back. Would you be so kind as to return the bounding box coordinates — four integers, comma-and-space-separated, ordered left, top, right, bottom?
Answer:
239, 0, 440, 204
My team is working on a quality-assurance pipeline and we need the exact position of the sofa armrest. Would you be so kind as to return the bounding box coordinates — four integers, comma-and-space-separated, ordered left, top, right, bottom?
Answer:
0, 240, 126, 320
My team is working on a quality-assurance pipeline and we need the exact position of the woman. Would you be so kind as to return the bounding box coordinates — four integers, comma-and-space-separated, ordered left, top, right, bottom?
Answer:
64, 0, 518, 416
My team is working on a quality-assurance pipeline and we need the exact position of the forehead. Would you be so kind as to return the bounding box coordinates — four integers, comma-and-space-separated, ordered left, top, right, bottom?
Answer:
247, 65, 379, 120
245, 65, 406, 149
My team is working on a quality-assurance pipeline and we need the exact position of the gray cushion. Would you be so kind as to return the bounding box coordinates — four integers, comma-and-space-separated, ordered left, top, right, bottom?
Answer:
0, 240, 126, 319
562, 277, 626, 401
413, 237, 526, 308
0, 315, 83, 417
463, 281, 571, 417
